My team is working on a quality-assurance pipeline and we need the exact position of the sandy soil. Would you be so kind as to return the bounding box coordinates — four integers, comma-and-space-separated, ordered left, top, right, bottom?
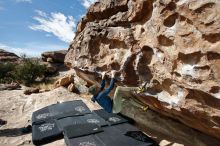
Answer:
0, 87, 101, 146
0, 86, 219, 146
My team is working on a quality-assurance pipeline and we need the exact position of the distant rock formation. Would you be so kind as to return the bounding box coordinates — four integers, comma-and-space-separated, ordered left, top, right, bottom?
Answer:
41, 50, 68, 75
65, 0, 220, 139
0, 49, 19, 62
42, 50, 67, 63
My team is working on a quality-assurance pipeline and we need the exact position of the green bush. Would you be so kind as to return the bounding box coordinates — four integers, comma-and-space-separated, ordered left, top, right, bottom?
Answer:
0, 56, 47, 85
14, 58, 47, 86
0, 62, 16, 83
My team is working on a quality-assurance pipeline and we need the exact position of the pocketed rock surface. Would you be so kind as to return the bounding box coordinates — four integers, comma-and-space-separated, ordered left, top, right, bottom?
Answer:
65, 0, 220, 139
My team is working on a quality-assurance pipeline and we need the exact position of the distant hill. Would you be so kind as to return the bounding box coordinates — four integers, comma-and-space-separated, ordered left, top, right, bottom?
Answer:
0, 49, 20, 62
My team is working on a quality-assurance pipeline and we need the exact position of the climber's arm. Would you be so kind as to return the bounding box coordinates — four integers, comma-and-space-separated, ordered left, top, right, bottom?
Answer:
98, 71, 116, 97
100, 79, 106, 90
100, 71, 108, 90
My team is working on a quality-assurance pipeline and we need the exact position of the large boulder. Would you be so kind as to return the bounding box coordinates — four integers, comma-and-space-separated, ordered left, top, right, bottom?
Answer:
0, 49, 19, 62
42, 62, 58, 75
42, 50, 67, 63
54, 74, 74, 88
65, 0, 220, 139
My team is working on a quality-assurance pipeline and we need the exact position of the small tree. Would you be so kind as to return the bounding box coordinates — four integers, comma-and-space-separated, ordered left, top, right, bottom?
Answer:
14, 58, 47, 86
0, 62, 15, 83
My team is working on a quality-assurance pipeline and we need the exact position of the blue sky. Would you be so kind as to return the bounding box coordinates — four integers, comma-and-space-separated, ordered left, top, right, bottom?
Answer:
0, 0, 96, 56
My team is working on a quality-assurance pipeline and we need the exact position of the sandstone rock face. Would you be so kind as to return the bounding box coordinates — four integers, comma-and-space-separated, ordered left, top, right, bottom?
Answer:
42, 50, 68, 75
0, 49, 19, 62
67, 83, 76, 92
65, 0, 220, 139
54, 74, 74, 88
43, 62, 58, 74
42, 50, 67, 63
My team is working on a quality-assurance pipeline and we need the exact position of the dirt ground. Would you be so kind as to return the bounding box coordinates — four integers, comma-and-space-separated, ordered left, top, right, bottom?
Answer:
0, 87, 101, 146
0, 87, 219, 146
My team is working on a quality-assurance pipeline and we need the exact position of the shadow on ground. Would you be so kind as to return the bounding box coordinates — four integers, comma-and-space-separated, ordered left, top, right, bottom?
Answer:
0, 127, 31, 137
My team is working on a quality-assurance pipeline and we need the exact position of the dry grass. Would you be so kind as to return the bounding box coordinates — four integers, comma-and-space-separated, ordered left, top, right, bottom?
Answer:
31, 77, 58, 90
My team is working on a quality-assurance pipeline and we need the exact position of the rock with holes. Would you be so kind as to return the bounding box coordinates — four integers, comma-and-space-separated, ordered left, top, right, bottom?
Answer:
65, 0, 220, 139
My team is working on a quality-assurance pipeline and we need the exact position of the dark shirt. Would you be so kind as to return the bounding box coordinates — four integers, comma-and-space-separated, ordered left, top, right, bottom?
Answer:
91, 78, 115, 113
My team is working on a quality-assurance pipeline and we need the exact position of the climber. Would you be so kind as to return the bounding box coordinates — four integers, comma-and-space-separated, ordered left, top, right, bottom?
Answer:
88, 70, 148, 113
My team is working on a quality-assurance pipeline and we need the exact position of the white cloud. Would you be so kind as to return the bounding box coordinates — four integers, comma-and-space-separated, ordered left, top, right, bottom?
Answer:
29, 10, 76, 43
81, 0, 97, 9
0, 42, 67, 57
16, 0, 32, 3
35, 10, 47, 17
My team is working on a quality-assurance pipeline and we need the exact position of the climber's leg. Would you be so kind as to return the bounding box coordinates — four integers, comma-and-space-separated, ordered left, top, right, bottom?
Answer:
112, 86, 138, 113
128, 98, 148, 111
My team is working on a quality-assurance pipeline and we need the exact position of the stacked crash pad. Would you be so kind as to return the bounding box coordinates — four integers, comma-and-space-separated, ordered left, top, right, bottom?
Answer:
32, 100, 158, 146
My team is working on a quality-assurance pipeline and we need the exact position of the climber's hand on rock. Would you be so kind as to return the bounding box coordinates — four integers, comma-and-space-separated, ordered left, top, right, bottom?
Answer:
111, 70, 117, 78
101, 71, 107, 79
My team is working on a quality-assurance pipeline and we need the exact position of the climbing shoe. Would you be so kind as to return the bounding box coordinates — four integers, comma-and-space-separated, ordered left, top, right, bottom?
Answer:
136, 87, 145, 94
141, 106, 148, 111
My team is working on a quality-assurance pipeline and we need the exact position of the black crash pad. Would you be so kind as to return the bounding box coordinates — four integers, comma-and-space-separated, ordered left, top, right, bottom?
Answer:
32, 100, 91, 124
64, 135, 105, 146
114, 123, 158, 145
94, 109, 128, 125
57, 113, 108, 130
80, 113, 108, 127
48, 100, 91, 116
95, 125, 155, 146
32, 119, 62, 145
32, 107, 51, 125
63, 123, 103, 139
64, 123, 157, 146
125, 131, 158, 145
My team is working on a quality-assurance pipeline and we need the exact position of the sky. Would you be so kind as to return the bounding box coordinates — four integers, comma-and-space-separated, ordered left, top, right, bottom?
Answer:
0, 0, 97, 57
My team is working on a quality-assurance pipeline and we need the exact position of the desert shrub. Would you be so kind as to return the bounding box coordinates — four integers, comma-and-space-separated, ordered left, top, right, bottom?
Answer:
0, 62, 16, 83
0, 55, 47, 85
14, 58, 47, 86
